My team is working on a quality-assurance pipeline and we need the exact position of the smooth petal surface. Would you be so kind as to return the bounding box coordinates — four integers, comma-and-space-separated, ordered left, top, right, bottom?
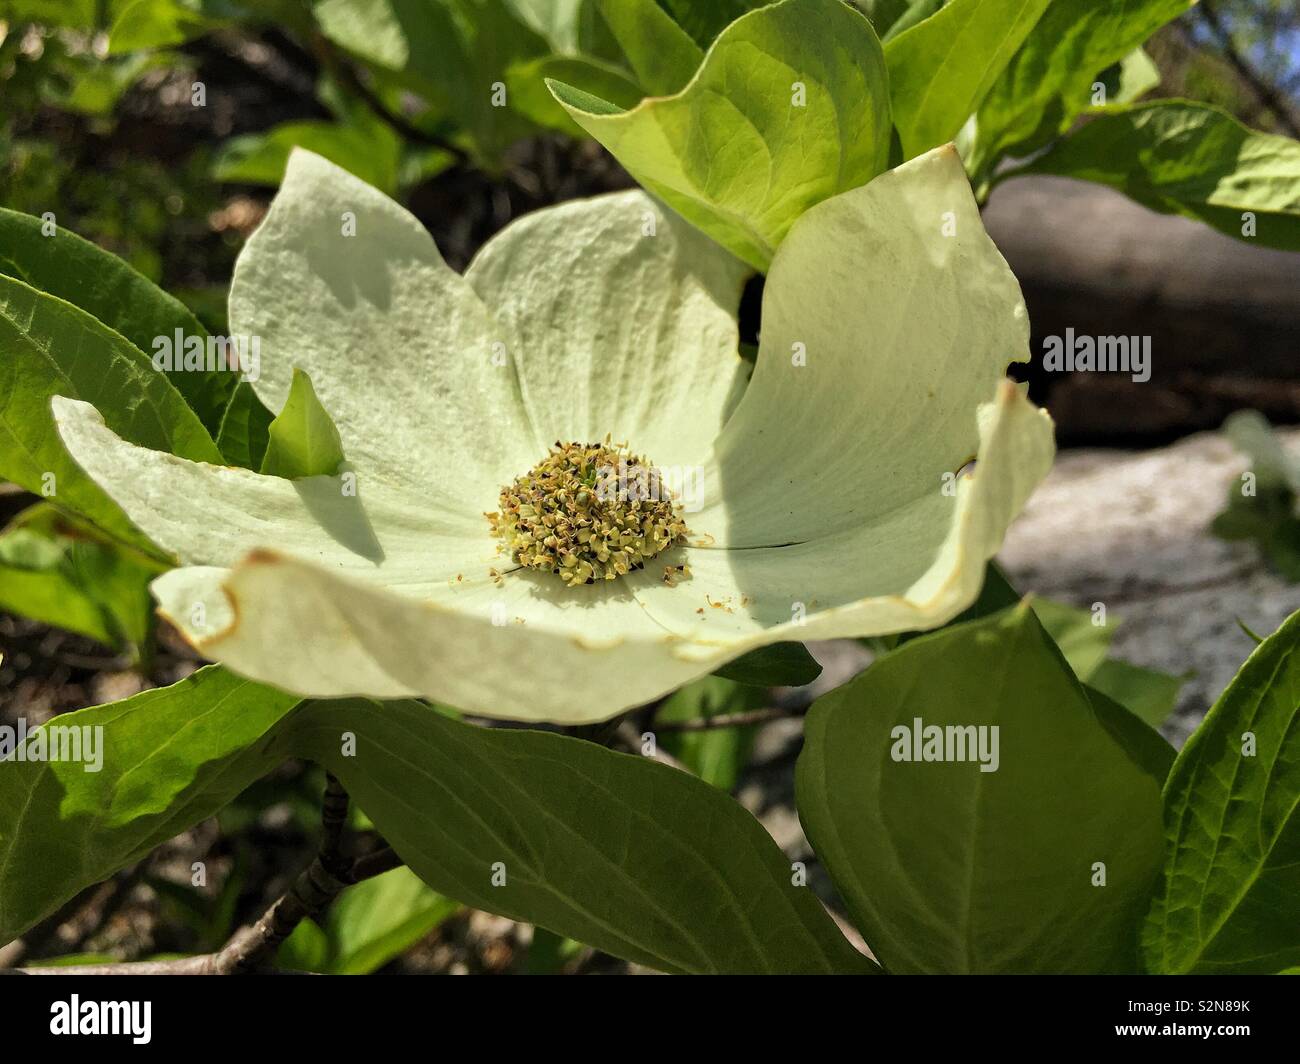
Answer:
692, 143, 1035, 548
229, 149, 540, 514
631, 379, 1055, 648
464, 190, 751, 470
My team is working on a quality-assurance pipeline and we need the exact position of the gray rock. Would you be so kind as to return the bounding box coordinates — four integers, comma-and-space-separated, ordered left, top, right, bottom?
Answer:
998, 429, 1300, 744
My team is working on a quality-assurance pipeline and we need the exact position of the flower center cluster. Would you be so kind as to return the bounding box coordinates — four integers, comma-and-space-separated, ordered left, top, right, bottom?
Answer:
489, 440, 689, 586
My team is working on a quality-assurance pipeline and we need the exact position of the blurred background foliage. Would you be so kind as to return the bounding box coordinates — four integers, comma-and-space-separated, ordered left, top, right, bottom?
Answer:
2, 0, 1293, 323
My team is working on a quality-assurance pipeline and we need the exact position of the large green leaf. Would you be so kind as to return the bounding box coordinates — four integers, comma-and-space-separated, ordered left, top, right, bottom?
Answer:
283, 698, 876, 974
0, 274, 222, 552
259, 368, 346, 479
0, 667, 301, 945
1015, 101, 1300, 252
277, 867, 459, 973
0, 207, 234, 435
884, 0, 1050, 160
594, 0, 700, 95
797, 603, 1166, 973
1141, 609, 1300, 974
0, 503, 162, 654
969, 0, 1192, 182
549, 0, 892, 271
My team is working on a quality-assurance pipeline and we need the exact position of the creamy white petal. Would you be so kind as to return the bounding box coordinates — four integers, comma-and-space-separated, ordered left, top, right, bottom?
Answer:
464, 190, 752, 470
632, 380, 1055, 646
169, 552, 732, 723
229, 148, 539, 513
690, 143, 1031, 548
52, 396, 499, 599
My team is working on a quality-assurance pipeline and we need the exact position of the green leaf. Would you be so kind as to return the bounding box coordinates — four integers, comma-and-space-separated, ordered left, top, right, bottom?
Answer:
712, 641, 822, 688
1085, 684, 1177, 784
0, 1, 101, 28
278, 867, 459, 974
1222, 409, 1300, 494
215, 119, 405, 197
312, 0, 549, 165
1016, 102, 1300, 252
0, 667, 301, 945
1142, 609, 1300, 973
549, 0, 892, 271
1031, 598, 1186, 723
884, 0, 1051, 160
1094, 46, 1160, 107
1089, 658, 1184, 730
284, 698, 876, 973
651, 0, 766, 48
1031, 595, 1115, 681
504, 54, 643, 136
0, 274, 223, 552
214, 380, 273, 472
0, 207, 234, 435
41, 52, 166, 117
594, 0, 701, 95
969, 0, 1193, 181
0, 503, 162, 654
107, 0, 246, 53
656, 676, 765, 790
259, 368, 346, 479
796, 603, 1166, 973
888, 0, 950, 40
1212, 412, 1300, 580
1211, 486, 1300, 580
525, 924, 583, 973
857, 0, 914, 37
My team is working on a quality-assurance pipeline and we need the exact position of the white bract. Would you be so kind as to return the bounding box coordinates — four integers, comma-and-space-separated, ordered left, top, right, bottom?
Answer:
54, 146, 1054, 723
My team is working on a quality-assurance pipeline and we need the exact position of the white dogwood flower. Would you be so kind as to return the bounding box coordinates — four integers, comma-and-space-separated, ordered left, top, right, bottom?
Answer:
53, 145, 1054, 723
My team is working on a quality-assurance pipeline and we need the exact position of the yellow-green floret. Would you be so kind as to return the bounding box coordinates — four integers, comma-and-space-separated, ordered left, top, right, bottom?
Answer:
488, 440, 689, 586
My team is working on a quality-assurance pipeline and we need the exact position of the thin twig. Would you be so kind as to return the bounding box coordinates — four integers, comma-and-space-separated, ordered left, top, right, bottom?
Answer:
652, 706, 806, 733
6, 846, 402, 975
1195, 2, 1300, 138
612, 721, 690, 773
318, 772, 350, 879
7, 775, 401, 975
